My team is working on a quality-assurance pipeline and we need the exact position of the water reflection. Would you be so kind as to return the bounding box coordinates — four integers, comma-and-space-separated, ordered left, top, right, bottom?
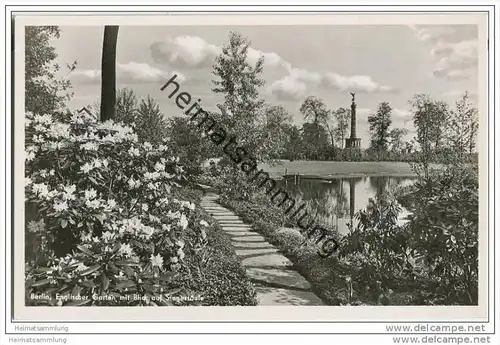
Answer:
279, 176, 414, 235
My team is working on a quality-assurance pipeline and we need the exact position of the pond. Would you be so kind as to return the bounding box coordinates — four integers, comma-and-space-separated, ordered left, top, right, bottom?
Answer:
277, 176, 415, 235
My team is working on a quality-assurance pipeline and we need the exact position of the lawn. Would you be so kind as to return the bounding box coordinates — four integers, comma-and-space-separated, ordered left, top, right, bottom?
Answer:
259, 160, 442, 179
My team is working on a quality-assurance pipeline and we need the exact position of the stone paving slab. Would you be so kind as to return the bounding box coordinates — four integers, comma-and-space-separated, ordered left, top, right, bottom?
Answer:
218, 220, 245, 224
221, 226, 252, 231
220, 223, 251, 227
224, 231, 256, 237
242, 253, 293, 267
213, 216, 241, 220
235, 248, 278, 257
231, 241, 275, 249
246, 268, 311, 290
231, 235, 268, 242
254, 286, 324, 306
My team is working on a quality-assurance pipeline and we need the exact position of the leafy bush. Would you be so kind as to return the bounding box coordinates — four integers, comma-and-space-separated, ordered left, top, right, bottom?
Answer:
338, 163, 478, 305
400, 164, 478, 305
174, 213, 258, 306
24, 111, 207, 306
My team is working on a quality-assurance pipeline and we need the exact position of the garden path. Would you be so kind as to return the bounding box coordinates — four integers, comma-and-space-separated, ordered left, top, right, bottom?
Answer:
200, 190, 324, 306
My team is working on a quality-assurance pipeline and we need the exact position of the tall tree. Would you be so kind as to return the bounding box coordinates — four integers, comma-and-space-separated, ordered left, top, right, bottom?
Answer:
211, 31, 266, 157
447, 92, 478, 155
301, 122, 329, 160
100, 26, 119, 122
300, 96, 333, 157
115, 88, 138, 125
410, 94, 449, 159
332, 107, 350, 149
262, 105, 293, 159
368, 102, 393, 151
25, 26, 76, 115
299, 96, 331, 125
282, 124, 302, 160
410, 94, 449, 175
135, 96, 166, 144
389, 128, 409, 154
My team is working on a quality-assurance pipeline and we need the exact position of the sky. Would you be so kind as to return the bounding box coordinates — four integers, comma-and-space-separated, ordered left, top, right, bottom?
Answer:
51, 24, 479, 148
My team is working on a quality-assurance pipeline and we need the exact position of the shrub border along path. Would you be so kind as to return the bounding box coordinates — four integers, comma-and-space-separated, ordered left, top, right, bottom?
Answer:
199, 186, 324, 305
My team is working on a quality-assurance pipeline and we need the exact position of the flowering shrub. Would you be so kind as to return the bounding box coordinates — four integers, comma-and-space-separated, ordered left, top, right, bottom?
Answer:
24, 110, 208, 306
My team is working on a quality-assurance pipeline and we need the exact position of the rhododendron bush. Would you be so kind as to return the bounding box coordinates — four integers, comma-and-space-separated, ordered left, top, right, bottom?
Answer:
24, 110, 208, 306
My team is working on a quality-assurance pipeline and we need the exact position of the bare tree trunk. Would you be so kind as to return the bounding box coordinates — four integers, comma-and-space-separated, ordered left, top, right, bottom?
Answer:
100, 26, 119, 122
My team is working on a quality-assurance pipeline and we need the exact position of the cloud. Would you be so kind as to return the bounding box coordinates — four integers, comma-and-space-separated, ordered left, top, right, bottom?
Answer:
149, 35, 396, 100
150, 35, 293, 72
70, 62, 186, 84
268, 75, 307, 101
322, 73, 397, 93
409, 25, 478, 80
150, 36, 220, 69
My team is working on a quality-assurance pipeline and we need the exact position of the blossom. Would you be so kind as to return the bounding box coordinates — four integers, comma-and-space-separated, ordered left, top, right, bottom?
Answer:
80, 142, 98, 151
139, 226, 155, 240
25, 151, 36, 162
118, 243, 134, 257
177, 248, 185, 260
84, 189, 97, 200
170, 256, 179, 264
80, 162, 93, 174
92, 159, 102, 168
49, 123, 70, 138
34, 124, 46, 132
144, 171, 160, 180
128, 147, 140, 157
178, 214, 188, 230
32, 135, 45, 144
149, 214, 160, 223
33, 114, 53, 125
141, 203, 149, 212
144, 142, 153, 150
46, 141, 66, 151
162, 224, 171, 232
85, 199, 101, 209
27, 219, 45, 233
150, 253, 164, 268
154, 162, 165, 172
167, 211, 180, 219
107, 199, 117, 209
75, 262, 89, 272
80, 232, 92, 242
24, 177, 32, 187
127, 178, 141, 189
32, 183, 50, 198
63, 184, 76, 200
184, 201, 195, 210
200, 220, 209, 227
53, 200, 68, 212
101, 231, 114, 241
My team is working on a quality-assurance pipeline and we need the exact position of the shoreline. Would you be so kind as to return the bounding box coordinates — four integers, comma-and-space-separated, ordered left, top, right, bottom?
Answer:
275, 172, 419, 180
